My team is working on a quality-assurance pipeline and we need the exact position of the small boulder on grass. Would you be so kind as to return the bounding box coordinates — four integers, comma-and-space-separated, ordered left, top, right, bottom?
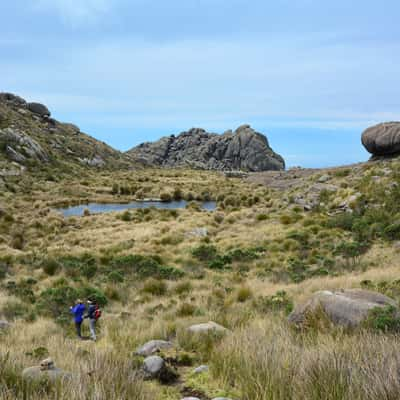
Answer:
193, 365, 209, 374
188, 321, 228, 334
0, 320, 10, 330
142, 355, 178, 384
135, 340, 173, 357
22, 358, 72, 382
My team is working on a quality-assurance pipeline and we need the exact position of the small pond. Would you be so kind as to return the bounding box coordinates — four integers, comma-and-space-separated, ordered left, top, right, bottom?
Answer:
56, 200, 217, 217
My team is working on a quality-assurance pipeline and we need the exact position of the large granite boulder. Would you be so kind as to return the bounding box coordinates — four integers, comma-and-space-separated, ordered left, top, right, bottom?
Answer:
27, 102, 51, 117
288, 289, 397, 328
361, 122, 400, 156
127, 125, 285, 172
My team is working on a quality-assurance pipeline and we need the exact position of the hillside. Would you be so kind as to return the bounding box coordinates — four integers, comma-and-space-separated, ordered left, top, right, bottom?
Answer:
0, 93, 131, 185
127, 125, 285, 171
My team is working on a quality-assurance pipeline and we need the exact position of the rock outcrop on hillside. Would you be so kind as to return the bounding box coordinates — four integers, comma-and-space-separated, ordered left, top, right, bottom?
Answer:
127, 125, 285, 171
362, 122, 400, 156
0, 92, 129, 175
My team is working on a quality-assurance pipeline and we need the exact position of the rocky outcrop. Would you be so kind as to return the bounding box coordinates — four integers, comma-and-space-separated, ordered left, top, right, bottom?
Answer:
128, 125, 285, 172
288, 289, 397, 328
0, 127, 49, 163
362, 122, 400, 156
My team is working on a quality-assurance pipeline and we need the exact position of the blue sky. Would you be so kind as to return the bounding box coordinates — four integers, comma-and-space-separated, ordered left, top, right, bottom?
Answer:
1, 1, 399, 167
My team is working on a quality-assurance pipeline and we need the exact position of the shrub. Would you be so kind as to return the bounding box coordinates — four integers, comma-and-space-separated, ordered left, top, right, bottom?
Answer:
107, 270, 124, 283
364, 305, 400, 332
160, 192, 172, 202
41, 259, 60, 276
255, 290, 294, 314
173, 187, 183, 200
236, 286, 253, 302
142, 278, 167, 296
176, 302, 197, 317
174, 281, 193, 295
192, 244, 218, 262
120, 210, 133, 221
256, 213, 269, 221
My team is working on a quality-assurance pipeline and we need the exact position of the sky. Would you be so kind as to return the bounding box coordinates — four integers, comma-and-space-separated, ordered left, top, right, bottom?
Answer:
1, 1, 399, 167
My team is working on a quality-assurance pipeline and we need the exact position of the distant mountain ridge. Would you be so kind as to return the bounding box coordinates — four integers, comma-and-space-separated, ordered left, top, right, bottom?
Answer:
127, 125, 285, 171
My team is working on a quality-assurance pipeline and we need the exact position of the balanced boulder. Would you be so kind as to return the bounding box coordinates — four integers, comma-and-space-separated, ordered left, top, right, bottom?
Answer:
361, 122, 400, 156
289, 289, 397, 328
27, 102, 51, 117
22, 358, 71, 382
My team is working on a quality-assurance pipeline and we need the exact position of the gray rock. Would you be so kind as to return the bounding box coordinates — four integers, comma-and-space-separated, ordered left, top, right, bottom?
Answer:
0, 92, 26, 105
181, 398, 201, 400
27, 102, 50, 117
0, 320, 10, 329
188, 321, 228, 334
288, 289, 397, 328
78, 156, 106, 167
187, 227, 208, 238
136, 340, 173, 356
193, 365, 209, 374
318, 174, 331, 183
0, 128, 49, 163
143, 355, 165, 378
22, 358, 71, 382
127, 125, 285, 172
362, 122, 400, 156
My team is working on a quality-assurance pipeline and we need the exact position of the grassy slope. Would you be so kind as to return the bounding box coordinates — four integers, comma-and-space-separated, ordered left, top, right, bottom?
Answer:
1, 158, 400, 399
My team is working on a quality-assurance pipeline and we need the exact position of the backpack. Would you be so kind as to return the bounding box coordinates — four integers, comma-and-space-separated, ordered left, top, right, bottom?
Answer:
94, 305, 102, 321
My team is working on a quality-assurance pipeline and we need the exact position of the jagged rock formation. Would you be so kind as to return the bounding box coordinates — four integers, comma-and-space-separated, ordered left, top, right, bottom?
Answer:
0, 92, 130, 176
362, 122, 400, 156
127, 125, 285, 171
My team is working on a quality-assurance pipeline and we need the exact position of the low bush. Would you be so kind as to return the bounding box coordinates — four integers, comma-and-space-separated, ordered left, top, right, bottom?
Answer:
364, 305, 400, 333
142, 278, 167, 296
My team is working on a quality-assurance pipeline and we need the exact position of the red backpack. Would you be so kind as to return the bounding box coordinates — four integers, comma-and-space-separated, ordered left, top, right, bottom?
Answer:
94, 305, 102, 320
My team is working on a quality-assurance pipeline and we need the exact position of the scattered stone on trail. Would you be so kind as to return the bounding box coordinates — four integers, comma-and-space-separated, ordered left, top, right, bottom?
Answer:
188, 321, 228, 334
0, 320, 10, 329
193, 365, 209, 374
27, 102, 51, 117
142, 355, 178, 383
288, 289, 397, 328
362, 122, 400, 156
136, 340, 173, 356
22, 358, 72, 382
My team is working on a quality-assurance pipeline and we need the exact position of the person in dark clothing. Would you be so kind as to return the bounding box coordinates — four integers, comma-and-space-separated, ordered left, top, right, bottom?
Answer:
85, 299, 97, 341
70, 299, 86, 339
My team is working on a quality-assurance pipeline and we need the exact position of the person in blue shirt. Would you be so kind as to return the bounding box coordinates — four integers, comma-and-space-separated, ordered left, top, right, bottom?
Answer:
70, 299, 86, 339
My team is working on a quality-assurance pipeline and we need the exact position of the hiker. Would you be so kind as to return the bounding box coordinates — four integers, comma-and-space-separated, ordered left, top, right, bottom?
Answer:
70, 299, 86, 339
85, 298, 100, 341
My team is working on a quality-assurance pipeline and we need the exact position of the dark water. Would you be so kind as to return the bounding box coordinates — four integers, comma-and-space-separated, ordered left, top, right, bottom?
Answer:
57, 200, 217, 217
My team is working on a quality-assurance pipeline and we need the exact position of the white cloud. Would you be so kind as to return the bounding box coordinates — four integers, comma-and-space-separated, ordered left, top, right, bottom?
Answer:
34, 0, 113, 25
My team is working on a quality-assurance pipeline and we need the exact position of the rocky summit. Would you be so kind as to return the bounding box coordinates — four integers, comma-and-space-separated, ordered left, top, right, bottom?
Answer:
361, 122, 400, 156
127, 125, 285, 171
